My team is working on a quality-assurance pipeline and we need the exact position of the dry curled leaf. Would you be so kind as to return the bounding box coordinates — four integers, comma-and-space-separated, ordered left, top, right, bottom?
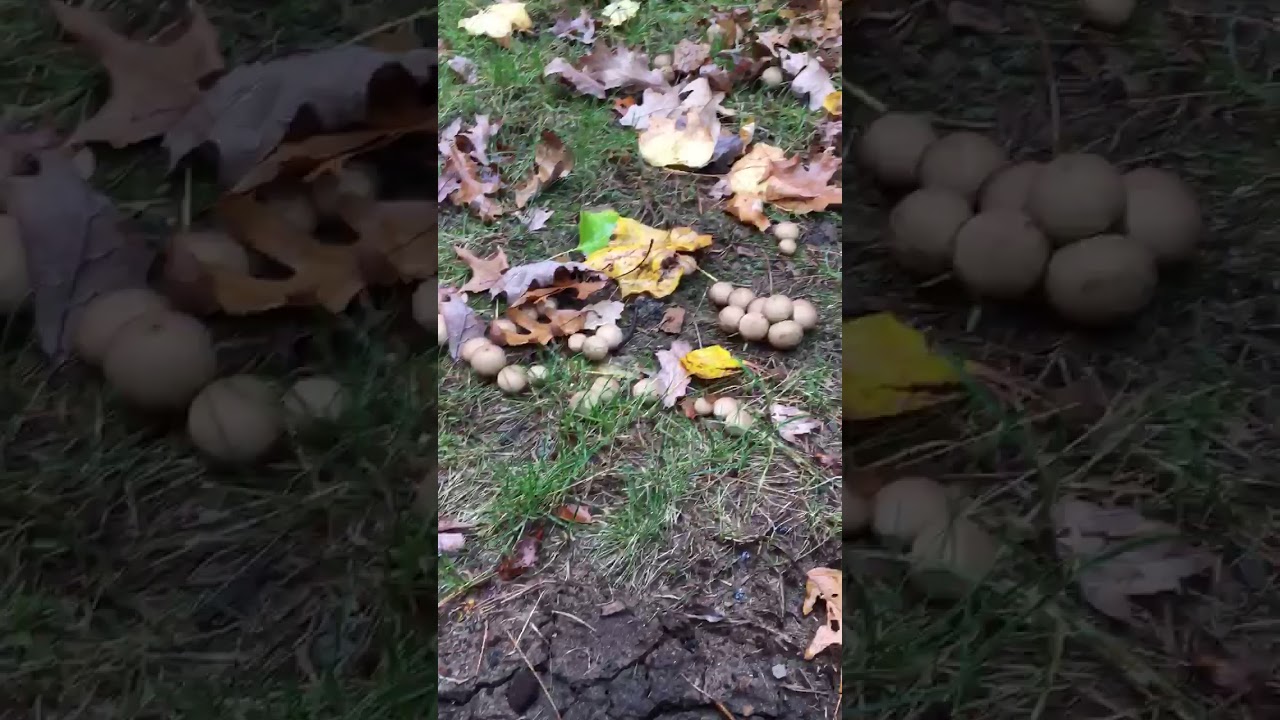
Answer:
520, 207, 553, 231
496, 260, 606, 303
497, 524, 545, 580
638, 107, 720, 169
447, 55, 478, 84
651, 340, 693, 407
439, 533, 466, 553
514, 131, 574, 208
500, 305, 587, 346
672, 40, 711, 74
554, 504, 594, 524
551, 9, 596, 44
658, 307, 685, 334
583, 299, 624, 330
780, 51, 837, 112
455, 246, 510, 294
578, 44, 669, 92
771, 404, 821, 444
802, 567, 842, 660
544, 57, 607, 99
441, 293, 485, 359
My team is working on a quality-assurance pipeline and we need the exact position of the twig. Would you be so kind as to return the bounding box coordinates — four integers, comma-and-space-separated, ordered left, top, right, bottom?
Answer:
842, 81, 887, 113
683, 676, 736, 719
696, 265, 723, 284
343, 7, 434, 46
1026, 10, 1061, 152
437, 570, 495, 609
504, 629, 562, 720
473, 620, 488, 678
552, 610, 596, 633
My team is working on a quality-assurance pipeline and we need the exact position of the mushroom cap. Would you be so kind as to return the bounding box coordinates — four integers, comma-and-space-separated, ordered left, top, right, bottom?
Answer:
767, 319, 804, 350
738, 312, 770, 341
843, 484, 870, 537
595, 324, 624, 349
528, 364, 549, 386
979, 161, 1043, 213
497, 365, 529, 394
412, 279, 437, 328
567, 333, 587, 352
760, 66, 784, 87
188, 375, 283, 463
632, 378, 661, 401
1045, 234, 1157, 326
1122, 167, 1200, 264
888, 189, 973, 275
762, 295, 793, 323
709, 281, 735, 306
1027, 153, 1125, 243
73, 288, 172, 365
773, 221, 800, 242
103, 311, 216, 410
918, 132, 1007, 202
718, 305, 746, 332
693, 397, 714, 416
727, 287, 756, 309
582, 335, 610, 361
712, 396, 739, 418
858, 112, 938, 187
460, 337, 492, 361
723, 408, 755, 435
952, 211, 1052, 299
587, 377, 620, 402
470, 343, 508, 376
872, 477, 951, 544
909, 518, 999, 598
311, 161, 379, 215
1080, 0, 1136, 28
437, 315, 448, 345
791, 299, 818, 330
283, 375, 347, 426
0, 216, 28, 315
747, 297, 766, 315
778, 238, 797, 256
653, 53, 673, 68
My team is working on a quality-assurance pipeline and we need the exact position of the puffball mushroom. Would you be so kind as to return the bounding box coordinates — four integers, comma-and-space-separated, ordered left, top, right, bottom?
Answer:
437, 315, 447, 345
718, 305, 746, 332
858, 112, 938, 187
1122, 167, 1201, 264
709, 281, 735, 306
73, 288, 173, 365
909, 518, 999, 599
888, 189, 973, 275
952, 211, 1052, 299
460, 337, 491, 362
773, 222, 800, 242
763, 295, 793, 323
1080, 0, 1135, 28
0, 215, 29, 315
528, 365, 549, 387
652, 53, 672, 69
188, 375, 283, 464
760, 66, 784, 87
693, 397, 714, 416
595, 323, 624, 349
979, 161, 1042, 212
470, 343, 508, 377
918, 131, 1007, 203
791, 299, 818, 330
778, 239, 797, 256
582, 335, 610, 361
767, 320, 804, 350
310, 161, 378, 216
872, 477, 951, 544
723, 408, 755, 435
567, 333, 587, 352
587, 377, 620, 403
659, 66, 676, 83
283, 376, 348, 427
712, 396, 739, 419
497, 365, 529, 394
1045, 234, 1157, 326
747, 297, 766, 315
632, 378, 662, 402
173, 230, 251, 273
411, 280, 436, 329
738, 312, 770, 341
103, 311, 216, 411
727, 287, 756, 309
843, 486, 870, 536
1026, 153, 1125, 243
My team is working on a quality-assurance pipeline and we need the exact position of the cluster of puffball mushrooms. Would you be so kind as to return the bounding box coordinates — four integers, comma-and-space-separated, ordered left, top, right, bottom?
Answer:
846, 477, 999, 599
859, 113, 1202, 326
709, 282, 818, 349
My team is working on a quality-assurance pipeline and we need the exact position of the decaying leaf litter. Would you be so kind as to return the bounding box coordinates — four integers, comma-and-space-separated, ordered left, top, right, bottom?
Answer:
842, 2, 1280, 718
439, 0, 843, 715
0, 2, 434, 714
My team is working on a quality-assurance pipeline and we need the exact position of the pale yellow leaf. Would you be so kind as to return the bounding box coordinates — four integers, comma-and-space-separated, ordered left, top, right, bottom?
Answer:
601, 0, 640, 26
459, 2, 532, 42
583, 217, 712, 297
802, 567, 842, 660
637, 109, 719, 169
843, 313, 962, 420
680, 345, 741, 379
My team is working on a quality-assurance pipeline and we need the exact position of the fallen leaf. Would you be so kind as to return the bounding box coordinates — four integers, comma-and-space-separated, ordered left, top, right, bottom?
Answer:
439, 134, 505, 222
601, 0, 640, 27
459, 2, 533, 46
771, 404, 822, 444
554, 504, 594, 523
843, 313, 962, 420
802, 567, 842, 660
599, 600, 627, 616
499, 305, 587, 346
165, 46, 432, 185
779, 51, 837, 112
1052, 498, 1216, 624
6, 149, 154, 359
439, 533, 466, 553
583, 217, 712, 297
822, 91, 842, 117
438, 517, 476, 533
652, 340, 693, 407
638, 107, 720, 169
672, 40, 711, 74
50, 0, 224, 147
577, 208, 621, 254
681, 345, 742, 379
495, 260, 605, 302
447, 55, 478, 84
579, 44, 668, 92
583, 299, 624, 330
514, 131, 574, 208
455, 246, 510, 294
658, 307, 685, 334
441, 293, 485, 359
551, 9, 596, 44
520, 207, 553, 231
765, 151, 843, 213
497, 524, 545, 580
544, 57, 607, 99
1192, 650, 1268, 697
619, 77, 727, 131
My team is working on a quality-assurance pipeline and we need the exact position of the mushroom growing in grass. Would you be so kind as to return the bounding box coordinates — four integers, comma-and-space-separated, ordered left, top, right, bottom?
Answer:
1044, 234, 1157, 326
858, 112, 938, 188
470, 343, 508, 377
778, 239, 797, 256
718, 306, 746, 332
497, 365, 529, 394
103, 311, 217, 411
632, 378, 662, 403
595, 324, 624, 349
766, 320, 804, 350
723, 408, 755, 435
952, 211, 1051, 300
773, 222, 799, 242
918, 131, 1007, 203
979, 161, 1043, 213
693, 397, 714, 416
712, 397, 739, 419
760, 66, 783, 87
283, 376, 348, 428
738, 312, 769, 341
460, 337, 491, 362
528, 365, 549, 387
762, 295, 793, 323
1027, 153, 1126, 244
728, 287, 756, 309
709, 281, 735, 306
582, 335, 610, 361
888, 188, 973, 276
791, 299, 818, 330
872, 477, 952, 545
1122, 167, 1201, 264
909, 518, 999, 599
188, 375, 283, 464
74, 288, 171, 366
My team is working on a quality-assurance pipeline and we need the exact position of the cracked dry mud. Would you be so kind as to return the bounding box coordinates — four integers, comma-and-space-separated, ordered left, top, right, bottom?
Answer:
439, 574, 839, 719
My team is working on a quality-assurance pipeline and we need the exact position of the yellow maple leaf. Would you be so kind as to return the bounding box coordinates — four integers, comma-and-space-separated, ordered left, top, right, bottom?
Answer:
843, 313, 963, 420
584, 217, 712, 297
822, 91, 842, 117
802, 567, 842, 660
458, 2, 532, 43
601, 0, 640, 26
681, 345, 741, 379
637, 108, 719, 169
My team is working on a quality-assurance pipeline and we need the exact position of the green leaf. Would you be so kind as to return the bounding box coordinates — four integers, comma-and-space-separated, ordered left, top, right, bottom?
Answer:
577, 209, 619, 255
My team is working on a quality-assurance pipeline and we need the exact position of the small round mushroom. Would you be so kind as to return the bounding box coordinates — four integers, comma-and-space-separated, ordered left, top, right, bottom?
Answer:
1080, 0, 1135, 29
412, 280, 436, 329
1027, 153, 1126, 243
718, 305, 746, 332
632, 378, 662, 402
791, 299, 818, 330
728, 287, 756, 309
952, 211, 1052, 299
858, 112, 938, 187
497, 365, 529, 394
567, 333, 587, 352
310, 161, 379, 216
653, 53, 673, 69
978, 161, 1043, 213
872, 477, 951, 544
582, 335, 610, 361
693, 397, 714, 416
738, 312, 770, 341
437, 315, 448, 346
918, 132, 1007, 203
588, 377, 621, 403
778, 238, 797, 256
1045, 234, 1157, 326
0, 216, 29, 315
188, 375, 283, 464
173, 230, 251, 273
1122, 167, 1201, 264
767, 320, 804, 350
760, 66, 783, 87
747, 297, 766, 315
659, 66, 676, 83
909, 518, 999, 599
103, 311, 217, 411
470, 343, 508, 377
283, 375, 347, 427
73, 288, 172, 366
723, 408, 755, 435
569, 390, 594, 412
773, 222, 800, 242
712, 396, 739, 419
843, 485, 870, 537
528, 365, 549, 386
595, 324, 624, 349
762, 294, 793, 323
709, 281, 735, 306
460, 337, 492, 362
888, 189, 973, 275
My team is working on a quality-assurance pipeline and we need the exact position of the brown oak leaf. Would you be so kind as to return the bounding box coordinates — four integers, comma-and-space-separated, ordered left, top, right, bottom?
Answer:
455, 246, 509, 294
651, 340, 692, 408
671, 40, 710, 74
499, 305, 586, 346
514, 131, 574, 208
